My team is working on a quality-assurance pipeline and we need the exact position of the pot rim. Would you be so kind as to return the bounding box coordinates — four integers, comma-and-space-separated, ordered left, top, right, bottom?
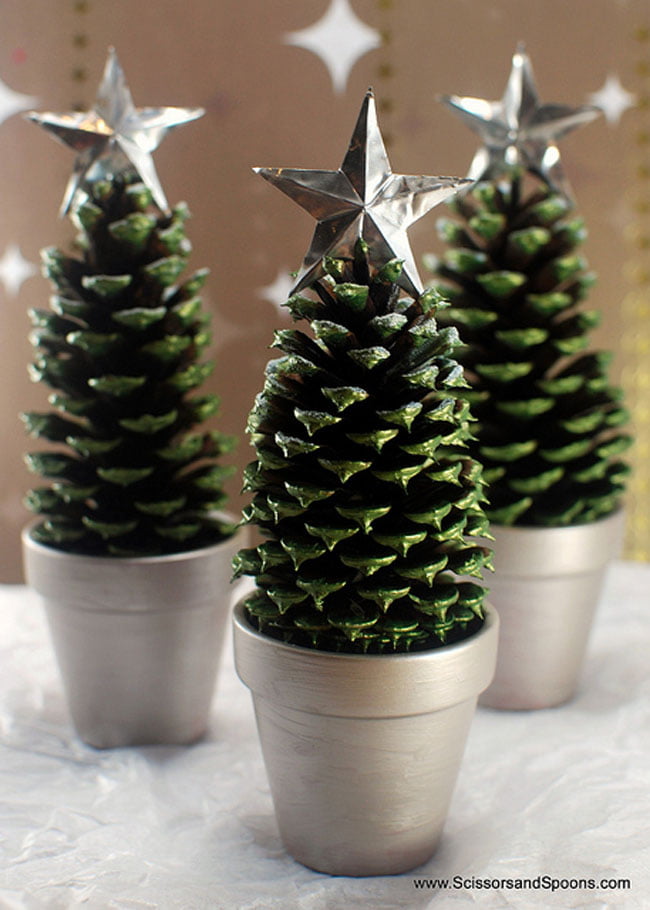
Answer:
485, 506, 625, 578
21, 511, 240, 569
232, 599, 499, 718
22, 513, 244, 611
490, 504, 624, 535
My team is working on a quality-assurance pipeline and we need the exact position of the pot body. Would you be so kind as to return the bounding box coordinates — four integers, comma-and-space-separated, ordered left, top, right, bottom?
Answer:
22, 521, 242, 748
233, 602, 498, 876
479, 509, 625, 711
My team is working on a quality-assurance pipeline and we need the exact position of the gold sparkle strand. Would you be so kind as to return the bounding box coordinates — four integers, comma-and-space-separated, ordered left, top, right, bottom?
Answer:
376, 0, 394, 149
71, 0, 91, 109
621, 23, 650, 560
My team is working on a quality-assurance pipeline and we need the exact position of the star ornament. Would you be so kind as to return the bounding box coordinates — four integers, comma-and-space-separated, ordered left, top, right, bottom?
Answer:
26, 47, 203, 216
440, 44, 601, 198
255, 90, 471, 296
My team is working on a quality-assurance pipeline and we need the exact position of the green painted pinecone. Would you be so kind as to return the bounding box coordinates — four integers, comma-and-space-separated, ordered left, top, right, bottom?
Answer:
430, 177, 631, 526
23, 175, 236, 555
234, 243, 492, 653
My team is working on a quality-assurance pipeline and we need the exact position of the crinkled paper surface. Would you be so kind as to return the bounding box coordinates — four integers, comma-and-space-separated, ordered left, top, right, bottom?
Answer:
1, 562, 648, 909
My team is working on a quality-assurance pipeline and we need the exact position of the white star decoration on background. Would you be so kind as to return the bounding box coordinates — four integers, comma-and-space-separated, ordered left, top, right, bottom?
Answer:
257, 269, 295, 317
588, 74, 637, 126
0, 74, 37, 126
285, 0, 381, 94
255, 89, 470, 296
0, 244, 37, 297
26, 47, 203, 216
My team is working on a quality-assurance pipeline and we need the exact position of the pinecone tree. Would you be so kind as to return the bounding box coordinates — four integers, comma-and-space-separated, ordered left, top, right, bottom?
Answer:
23, 173, 236, 555
234, 241, 492, 653
430, 174, 631, 526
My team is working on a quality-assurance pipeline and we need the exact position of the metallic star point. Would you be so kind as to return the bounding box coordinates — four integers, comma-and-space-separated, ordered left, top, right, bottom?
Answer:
255, 90, 472, 296
440, 45, 601, 198
26, 47, 203, 216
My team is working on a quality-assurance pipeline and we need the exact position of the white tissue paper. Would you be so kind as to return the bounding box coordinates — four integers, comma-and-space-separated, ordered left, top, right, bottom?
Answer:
1, 562, 648, 909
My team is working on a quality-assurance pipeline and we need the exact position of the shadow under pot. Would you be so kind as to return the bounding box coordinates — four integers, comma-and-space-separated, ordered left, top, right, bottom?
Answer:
233, 600, 499, 877
479, 508, 625, 711
22, 519, 242, 749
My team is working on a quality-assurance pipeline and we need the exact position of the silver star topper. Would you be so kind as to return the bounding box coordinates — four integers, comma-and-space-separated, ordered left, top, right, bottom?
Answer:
26, 47, 204, 216
440, 44, 601, 198
255, 89, 472, 296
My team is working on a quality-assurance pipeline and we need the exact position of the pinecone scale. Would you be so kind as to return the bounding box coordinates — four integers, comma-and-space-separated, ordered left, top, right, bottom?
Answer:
235, 243, 491, 653
431, 179, 631, 526
23, 176, 235, 555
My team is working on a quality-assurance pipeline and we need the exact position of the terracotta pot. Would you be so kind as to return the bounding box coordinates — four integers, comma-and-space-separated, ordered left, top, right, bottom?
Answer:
479, 509, 625, 710
22, 519, 242, 748
233, 601, 498, 876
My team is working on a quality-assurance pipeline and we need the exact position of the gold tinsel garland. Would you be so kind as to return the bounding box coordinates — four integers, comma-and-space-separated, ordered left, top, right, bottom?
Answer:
71, 0, 91, 110
622, 25, 650, 561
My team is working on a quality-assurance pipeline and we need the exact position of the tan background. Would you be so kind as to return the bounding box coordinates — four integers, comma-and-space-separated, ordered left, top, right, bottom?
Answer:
1, 0, 648, 581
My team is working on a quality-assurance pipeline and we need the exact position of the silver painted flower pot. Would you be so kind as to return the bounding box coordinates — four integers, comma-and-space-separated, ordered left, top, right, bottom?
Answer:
479, 509, 625, 711
233, 601, 498, 876
22, 522, 242, 748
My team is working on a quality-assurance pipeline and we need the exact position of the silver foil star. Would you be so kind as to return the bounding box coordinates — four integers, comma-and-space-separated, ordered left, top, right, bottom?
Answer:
255, 89, 471, 296
440, 44, 601, 197
27, 47, 203, 216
